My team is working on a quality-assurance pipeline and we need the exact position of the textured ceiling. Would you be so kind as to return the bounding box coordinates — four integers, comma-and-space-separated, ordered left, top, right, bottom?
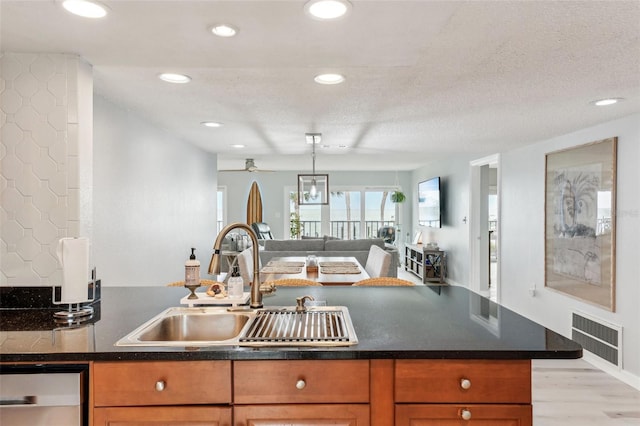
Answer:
1, 0, 639, 171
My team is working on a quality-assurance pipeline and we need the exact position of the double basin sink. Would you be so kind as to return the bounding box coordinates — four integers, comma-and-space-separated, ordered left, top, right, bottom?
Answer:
116, 306, 358, 348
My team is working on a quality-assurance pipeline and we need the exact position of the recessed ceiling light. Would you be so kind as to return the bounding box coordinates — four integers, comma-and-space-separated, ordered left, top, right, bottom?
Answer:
314, 73, 345, 85
305, 133, 322, 144
62, 0, 108, 18
304, 0, 352, 20
158, 73, 191, 84
592, 98, 623, 106
231, 144, 245, 149
201, 121, 223, 128
211, 24, 238, 37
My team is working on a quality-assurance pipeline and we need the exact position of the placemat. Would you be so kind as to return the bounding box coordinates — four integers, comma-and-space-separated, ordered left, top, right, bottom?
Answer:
319, 261, 358, 268
266, 261, 306, 268
260, 266, 303, 274
320, 266, 361, 274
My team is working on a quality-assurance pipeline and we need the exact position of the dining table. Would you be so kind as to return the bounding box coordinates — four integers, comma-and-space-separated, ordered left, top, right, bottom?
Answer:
259, 256, 370, 286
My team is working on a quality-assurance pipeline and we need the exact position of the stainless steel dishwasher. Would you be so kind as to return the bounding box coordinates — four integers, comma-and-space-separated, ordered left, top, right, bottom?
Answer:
0, 364, 88, 426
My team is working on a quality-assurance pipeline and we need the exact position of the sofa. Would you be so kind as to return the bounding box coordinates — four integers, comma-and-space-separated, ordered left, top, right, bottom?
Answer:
260, 237, 399, 277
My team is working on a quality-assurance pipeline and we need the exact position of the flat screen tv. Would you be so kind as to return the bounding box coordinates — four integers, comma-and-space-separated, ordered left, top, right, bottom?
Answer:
418, 177, 441, 228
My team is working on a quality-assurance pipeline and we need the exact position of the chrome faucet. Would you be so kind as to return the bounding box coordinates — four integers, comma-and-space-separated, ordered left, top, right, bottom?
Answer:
208, 222, 263, 309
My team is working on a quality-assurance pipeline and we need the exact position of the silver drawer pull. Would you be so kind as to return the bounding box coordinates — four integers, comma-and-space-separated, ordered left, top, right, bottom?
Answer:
296, 379, 306, 390
461, 408, 472, 420
155, 380, 166, 392
460, 378, 471, 390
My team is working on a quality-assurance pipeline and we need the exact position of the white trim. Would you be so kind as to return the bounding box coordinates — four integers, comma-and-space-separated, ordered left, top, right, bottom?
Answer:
582, 352, 640, 391
217, 186, 227, 233
470, 154, 500, 167
469, 154, 501, 302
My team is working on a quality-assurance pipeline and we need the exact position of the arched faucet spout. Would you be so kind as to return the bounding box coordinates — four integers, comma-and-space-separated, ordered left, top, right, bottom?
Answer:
208, 222, 262, 308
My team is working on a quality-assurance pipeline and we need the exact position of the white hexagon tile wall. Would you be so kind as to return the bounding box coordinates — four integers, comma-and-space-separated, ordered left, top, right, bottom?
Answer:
0, 53, 93, 287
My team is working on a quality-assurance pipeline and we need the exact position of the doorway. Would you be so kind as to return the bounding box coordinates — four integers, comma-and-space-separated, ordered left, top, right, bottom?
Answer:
469, 155, 500, 302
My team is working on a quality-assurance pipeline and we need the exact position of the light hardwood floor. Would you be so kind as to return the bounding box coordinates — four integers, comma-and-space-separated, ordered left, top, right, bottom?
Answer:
395, 267, 640, 425
533, 359, 640, 425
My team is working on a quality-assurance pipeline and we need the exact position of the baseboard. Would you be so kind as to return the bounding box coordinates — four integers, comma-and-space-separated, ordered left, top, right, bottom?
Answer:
582, 351, 640, 391
445, 278, 465, 287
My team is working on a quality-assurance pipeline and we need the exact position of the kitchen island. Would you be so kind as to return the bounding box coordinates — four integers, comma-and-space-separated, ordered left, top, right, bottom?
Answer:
1, 285, 581, 425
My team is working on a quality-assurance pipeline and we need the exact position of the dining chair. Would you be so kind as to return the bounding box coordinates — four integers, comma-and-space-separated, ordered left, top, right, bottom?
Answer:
352, 277, 415, 286
264, 278, 322, 287
364, 245, 392, 278
251, 222, 274, 239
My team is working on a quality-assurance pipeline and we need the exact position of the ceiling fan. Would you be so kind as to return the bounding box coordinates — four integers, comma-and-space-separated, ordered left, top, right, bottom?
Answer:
219, 158, 274, 173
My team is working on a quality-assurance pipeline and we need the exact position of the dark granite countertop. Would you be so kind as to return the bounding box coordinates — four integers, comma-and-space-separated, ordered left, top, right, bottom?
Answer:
0, 285, 582, 363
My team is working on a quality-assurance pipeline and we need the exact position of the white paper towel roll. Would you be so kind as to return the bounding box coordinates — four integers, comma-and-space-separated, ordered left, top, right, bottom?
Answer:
57, 237, 90, 304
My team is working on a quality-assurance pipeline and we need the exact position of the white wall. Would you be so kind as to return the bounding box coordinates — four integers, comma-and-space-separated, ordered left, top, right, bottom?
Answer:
93, 96, 218, 286
500, 114, 640, 385
218, 170, 412, 241
411, 156, 474, 286
411, 114, 639, 386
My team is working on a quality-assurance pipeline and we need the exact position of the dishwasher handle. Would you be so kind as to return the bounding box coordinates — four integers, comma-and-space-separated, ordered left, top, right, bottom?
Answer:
0, 396, 37, 406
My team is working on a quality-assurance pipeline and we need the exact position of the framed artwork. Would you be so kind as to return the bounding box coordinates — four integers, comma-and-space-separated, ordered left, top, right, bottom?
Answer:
544, 137, 617, 311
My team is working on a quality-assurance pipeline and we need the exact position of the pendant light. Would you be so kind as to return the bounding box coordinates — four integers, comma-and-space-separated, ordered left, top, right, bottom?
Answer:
298, 133, 329, 205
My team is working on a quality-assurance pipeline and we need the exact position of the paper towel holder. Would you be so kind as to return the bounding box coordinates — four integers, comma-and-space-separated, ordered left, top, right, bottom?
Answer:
52, 267, 96, 324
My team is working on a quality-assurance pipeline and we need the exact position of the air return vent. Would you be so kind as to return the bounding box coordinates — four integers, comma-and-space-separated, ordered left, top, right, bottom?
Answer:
571, 311, 621, 367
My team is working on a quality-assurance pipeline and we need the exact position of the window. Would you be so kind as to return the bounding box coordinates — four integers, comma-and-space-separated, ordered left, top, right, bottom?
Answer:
287, 186, 398, 240
289, 190, 322, 238
364, 191, 395, 238
330, 191, 361, 239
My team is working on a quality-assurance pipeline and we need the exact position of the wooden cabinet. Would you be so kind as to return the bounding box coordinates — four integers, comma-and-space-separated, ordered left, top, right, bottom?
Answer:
394, 360, 532, 426
91, 359, 533, 425
233, 360, 370, 425
92, 360, 232, 425
404, 244, 447, 283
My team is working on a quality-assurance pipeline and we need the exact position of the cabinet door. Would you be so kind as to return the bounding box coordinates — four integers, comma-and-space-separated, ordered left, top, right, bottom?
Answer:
396, 404, 532, 426
94, 406, 232, 425
234, 404, 369, 426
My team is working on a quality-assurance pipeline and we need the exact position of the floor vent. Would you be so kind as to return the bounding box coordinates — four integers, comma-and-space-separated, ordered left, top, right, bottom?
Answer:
571, 311, 622, 367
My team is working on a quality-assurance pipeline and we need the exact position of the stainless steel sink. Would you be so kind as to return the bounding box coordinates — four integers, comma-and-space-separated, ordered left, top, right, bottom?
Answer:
115, 306, 358, 347
115, 307, 254, 347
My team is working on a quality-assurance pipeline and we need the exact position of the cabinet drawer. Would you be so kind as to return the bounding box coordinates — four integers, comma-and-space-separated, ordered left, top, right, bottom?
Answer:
234, 360, 369, 404
94, 406, 232, 425
395, 360, 531, 404
93, 361, 231, 406
396, 404, 532, 425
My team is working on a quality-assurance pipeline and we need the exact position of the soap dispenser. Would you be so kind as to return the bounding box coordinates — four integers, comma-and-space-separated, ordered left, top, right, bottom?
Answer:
228, 264, 244, 298
184, 248, 200, 299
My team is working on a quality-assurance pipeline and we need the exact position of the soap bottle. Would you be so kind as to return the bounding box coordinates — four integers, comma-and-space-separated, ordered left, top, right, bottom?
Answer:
228, 264, 244, 298
185, 248, 200, 288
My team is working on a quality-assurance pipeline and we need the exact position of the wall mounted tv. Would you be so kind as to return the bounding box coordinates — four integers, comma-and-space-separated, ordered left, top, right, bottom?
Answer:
418, 177, 441, 228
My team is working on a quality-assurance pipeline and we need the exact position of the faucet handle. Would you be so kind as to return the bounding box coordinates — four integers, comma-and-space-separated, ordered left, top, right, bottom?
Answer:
296, 295, 315, 312
259, 282, 276, 295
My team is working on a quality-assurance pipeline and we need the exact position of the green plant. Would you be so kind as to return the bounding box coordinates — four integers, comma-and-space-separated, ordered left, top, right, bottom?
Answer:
391, 191, 406, 203
290, 212, 302, 239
